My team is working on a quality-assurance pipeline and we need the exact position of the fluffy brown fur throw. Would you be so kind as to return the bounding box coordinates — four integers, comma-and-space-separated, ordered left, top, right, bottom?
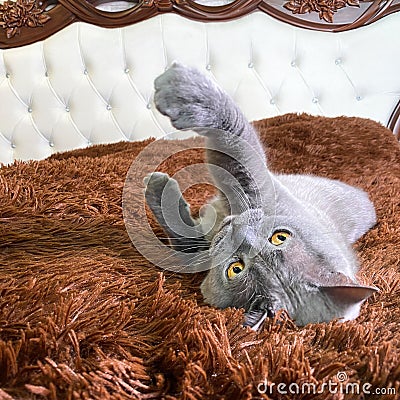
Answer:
0, 114, 399, 400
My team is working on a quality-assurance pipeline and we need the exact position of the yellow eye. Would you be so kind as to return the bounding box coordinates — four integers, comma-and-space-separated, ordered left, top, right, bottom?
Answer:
269, 231, 291, 246
227, 261, 245, 279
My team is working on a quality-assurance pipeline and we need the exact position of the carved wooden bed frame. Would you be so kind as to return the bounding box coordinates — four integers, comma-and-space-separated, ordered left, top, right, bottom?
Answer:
1, 0, 400, 43
1, 0, 400, 165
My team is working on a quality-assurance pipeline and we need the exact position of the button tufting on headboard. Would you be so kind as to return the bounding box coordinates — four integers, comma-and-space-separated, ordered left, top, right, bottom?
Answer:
0, 11, 400, 164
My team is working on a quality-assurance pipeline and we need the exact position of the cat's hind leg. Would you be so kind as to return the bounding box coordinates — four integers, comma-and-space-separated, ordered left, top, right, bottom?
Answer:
144, 172, 209, 253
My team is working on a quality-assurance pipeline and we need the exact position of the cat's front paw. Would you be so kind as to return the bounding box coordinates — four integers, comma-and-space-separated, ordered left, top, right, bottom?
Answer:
144, 171, 185, 213
154, 63, 223, 131
143, 172, 171, 205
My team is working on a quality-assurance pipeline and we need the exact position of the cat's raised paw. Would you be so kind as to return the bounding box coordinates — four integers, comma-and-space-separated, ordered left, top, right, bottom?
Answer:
154, 63, 223, 131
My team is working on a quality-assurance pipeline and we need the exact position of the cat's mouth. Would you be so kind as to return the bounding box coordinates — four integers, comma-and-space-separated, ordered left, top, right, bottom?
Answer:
243, 295, 275, 330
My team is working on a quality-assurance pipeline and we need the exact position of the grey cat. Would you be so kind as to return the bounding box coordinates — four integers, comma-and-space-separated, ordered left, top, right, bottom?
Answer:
144, 63, 378, 328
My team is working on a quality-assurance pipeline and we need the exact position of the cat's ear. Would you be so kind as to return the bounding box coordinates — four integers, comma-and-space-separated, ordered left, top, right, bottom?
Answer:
320, 285, 379, 305
319, 284, 378, 321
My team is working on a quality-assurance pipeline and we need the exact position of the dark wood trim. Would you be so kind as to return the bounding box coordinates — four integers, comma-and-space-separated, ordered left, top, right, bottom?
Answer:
388, 100, 400, 140
1, 0, 400, 49
258, 0, 396, 33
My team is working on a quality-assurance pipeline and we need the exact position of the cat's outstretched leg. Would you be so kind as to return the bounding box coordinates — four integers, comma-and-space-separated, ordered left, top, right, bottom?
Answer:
144, 172, 209, 253
154, 63, 272, 211
154, 63, 265, 157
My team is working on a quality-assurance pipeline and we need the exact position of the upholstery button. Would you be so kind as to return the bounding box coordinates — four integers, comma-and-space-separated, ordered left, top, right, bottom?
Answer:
335, 58, 342, 65
270, 98, 276, 105
45, 71, 49, 77
28, 107, 33, 113
11, 143, 16, 149
65, 106, 70, 112
206, 64, 211, 71
356, 95, 362, 101
312, 97, 319, 104
5, 72, 10, 78
291, 60, 296, 67
106, 104, 112, 110
146, 103, 152, 109
49, 142, 54, 147
248, 62, 254, 68
124, 67, 130, 74
83, 69, 88, 75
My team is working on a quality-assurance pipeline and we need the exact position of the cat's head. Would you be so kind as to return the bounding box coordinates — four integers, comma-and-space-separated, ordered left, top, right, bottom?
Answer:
200, 208, 378, 326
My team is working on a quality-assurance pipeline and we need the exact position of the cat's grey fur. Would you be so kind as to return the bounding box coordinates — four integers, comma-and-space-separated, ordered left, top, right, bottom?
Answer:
144, 63, 378, 327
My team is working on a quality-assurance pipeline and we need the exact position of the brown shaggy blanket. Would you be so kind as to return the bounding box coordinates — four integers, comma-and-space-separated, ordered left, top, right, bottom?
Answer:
0, 114, 399, 400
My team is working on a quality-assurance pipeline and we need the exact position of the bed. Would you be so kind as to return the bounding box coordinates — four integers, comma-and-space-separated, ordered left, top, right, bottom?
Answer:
0, 1, 399, 399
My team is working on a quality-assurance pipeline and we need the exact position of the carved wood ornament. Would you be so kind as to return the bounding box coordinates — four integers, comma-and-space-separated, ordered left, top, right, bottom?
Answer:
0, 0, 399, 49
0, 0, 50, 39
283, 0, 361, 23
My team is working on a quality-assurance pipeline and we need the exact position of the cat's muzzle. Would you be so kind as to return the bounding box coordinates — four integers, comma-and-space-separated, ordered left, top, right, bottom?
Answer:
243, 295, 275, 329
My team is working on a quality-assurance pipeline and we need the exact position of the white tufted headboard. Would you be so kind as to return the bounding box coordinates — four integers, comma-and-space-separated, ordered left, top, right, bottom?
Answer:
1, 0, 400, 165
